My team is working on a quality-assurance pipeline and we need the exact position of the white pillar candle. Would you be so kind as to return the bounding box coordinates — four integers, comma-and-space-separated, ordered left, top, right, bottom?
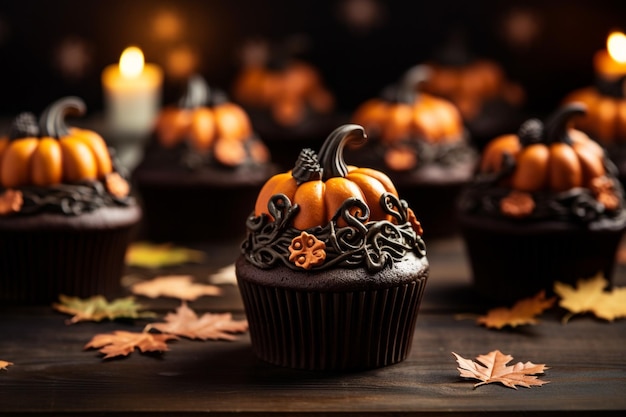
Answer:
594, 31, 626, 81
102, 46, 163, 135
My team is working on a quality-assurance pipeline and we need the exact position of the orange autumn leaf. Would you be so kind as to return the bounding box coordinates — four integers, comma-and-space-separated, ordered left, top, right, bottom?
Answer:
1, 360, 13, 371
131, 275, 222, 300
554, 273, 626, 323
477, 291, 556, 329
146, 302, 248, 341
453, 350, 549, 389
85, 330, 178, 359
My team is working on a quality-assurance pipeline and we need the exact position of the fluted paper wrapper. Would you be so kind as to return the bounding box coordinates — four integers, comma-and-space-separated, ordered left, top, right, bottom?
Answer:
461, 224, 625, 302
238, 278, 427, 371
0, 227, 134, 304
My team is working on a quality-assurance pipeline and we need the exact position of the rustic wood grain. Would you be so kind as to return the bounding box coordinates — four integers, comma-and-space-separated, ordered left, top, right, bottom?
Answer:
1, 236, 625, 415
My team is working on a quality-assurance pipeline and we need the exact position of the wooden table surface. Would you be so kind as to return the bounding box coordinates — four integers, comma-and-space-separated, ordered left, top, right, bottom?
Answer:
1, 236, 625, 416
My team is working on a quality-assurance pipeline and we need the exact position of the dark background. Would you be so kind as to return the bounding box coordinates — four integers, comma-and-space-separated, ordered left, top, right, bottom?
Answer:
0, 0, 625, 119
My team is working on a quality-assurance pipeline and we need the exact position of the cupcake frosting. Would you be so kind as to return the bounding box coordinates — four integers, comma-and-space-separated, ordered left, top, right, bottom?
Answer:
0, 98, 133, 217
241, 124, 426, 273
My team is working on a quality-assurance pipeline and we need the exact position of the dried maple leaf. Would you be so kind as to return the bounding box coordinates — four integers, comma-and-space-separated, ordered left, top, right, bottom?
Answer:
53, 295, 156, 324
147, 302, 248, 341
554, 273, 626, 323
131, 275, 222, 300
453, 350, 549, 389
1, 360, 13, 370
85, 330, 177, 359
125, 242, 205, 269
208, 264, 238, 285
477, 291, 556, 329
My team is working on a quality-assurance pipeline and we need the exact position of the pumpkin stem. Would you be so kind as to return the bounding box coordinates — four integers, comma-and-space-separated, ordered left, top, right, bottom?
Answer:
318, 124, 367, 180
39, 96, 86, 139
400, 64, 431, 101
292, 148, 322, 184
179, 74, 210, 109
544, 103, 587, 145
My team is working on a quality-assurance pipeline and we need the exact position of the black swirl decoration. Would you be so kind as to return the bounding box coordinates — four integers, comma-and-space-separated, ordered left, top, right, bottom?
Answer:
7, 181, 133, 216
242, 192, 426, 273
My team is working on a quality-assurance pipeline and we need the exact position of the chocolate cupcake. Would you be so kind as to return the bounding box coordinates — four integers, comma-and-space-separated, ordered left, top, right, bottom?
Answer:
349, 69, 477, 237
458, 103, 626, 302
232, 40, 341, 169
134, 75, 276, 242
237, 124, 429, 371
0, 97, 141, 304
416, 36, 526, 149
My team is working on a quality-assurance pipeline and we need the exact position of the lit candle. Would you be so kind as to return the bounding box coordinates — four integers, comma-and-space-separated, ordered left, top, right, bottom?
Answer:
594, 31, 626, 81
102, 46, 163, 135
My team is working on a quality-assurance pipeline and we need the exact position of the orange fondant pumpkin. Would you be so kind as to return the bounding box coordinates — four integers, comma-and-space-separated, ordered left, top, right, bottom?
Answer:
420, 60, 524, 120
0, 97, 113, 188
351, 79, 465, 171
480, 104, 606, 192
154, 75, 268, 167
233, 61, 334, 126
254, 125, 398, 230
352, 92, 463, 144
563, 86, 626, 144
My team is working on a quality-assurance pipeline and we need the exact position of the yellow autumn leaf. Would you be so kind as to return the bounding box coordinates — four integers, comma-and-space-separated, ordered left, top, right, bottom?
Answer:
554, 273, 626, 323
53, 295, 156, 324
125, 242, 205, 269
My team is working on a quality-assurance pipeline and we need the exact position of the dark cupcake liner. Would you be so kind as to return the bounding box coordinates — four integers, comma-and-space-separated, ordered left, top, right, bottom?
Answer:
237, 277, 428, 371
460, 219, 625, 302
0, 226, 135, 304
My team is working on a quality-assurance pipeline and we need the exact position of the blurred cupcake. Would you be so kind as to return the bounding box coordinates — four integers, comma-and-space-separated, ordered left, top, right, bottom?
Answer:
232, 38, 342, 168
236, 124, 428, 370
134, 74, 276, 242
563, 31, 626, 185
349, 68, 477, 237
458, 103, 626, 302
0, 97, 141, 304
417, 36, 525, 148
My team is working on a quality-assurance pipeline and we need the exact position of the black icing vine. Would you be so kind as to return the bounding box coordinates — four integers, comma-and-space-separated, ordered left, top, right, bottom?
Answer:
384, 137, 475, 169
241, 192, 426, 272
6, 181, 133, 216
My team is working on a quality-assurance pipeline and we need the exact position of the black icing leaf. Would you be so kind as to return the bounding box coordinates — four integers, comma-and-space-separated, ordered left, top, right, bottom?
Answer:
292, 148, 322, 184
9, 112, 39, 140
517, 118, 543, 146
241, 192, 426, 272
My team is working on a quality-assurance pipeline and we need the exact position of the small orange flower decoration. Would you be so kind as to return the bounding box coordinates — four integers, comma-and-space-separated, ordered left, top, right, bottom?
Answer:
0, 189, 23, 215
500, 190, 535, 218
590, 176, 619, 211
288, 231, 326, 269
105, 173, 130, 198
406, 208, 424, 236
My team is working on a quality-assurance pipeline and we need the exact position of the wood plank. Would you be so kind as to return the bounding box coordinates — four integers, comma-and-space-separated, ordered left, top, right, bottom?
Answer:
1, 236, 625, 415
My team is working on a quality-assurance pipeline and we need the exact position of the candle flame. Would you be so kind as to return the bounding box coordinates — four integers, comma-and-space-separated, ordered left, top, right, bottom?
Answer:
607, 32, 626, 63
119, 46, 145, 78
